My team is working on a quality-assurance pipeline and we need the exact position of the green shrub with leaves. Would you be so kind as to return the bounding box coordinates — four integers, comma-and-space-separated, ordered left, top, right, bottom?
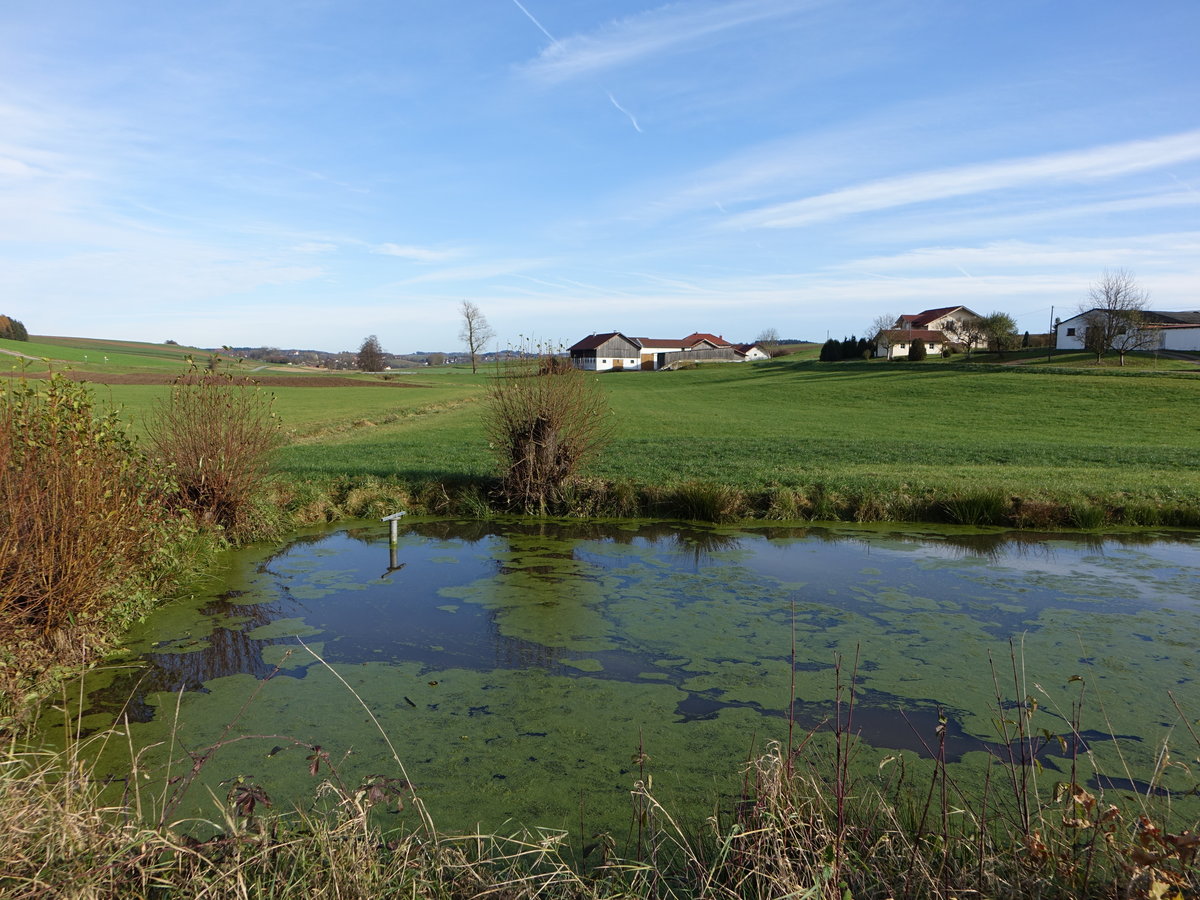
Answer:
149, 371, 283, 542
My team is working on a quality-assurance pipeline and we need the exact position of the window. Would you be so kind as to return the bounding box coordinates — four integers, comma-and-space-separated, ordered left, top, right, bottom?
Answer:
1066, 328, 1076, 336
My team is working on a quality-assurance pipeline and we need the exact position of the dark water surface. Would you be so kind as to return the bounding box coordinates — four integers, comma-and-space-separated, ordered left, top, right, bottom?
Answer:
43, 519, 1200, 836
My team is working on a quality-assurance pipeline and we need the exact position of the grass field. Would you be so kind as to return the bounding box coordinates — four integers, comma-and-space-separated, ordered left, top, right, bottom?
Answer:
5, 334, 1199, 523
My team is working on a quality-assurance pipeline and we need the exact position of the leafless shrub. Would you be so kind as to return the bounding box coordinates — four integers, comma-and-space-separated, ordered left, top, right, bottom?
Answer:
482, 350, 612, 514
149, 371, 283, 541
0, 375, 184, 640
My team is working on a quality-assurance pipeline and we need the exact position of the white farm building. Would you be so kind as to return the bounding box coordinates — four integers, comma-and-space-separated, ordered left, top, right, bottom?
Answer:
1055, 310, 1200, 352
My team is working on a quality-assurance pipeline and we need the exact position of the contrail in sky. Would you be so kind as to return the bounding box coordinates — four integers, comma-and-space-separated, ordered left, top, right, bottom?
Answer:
508, 0, 643, 134
510, 0, 556, 42
607, 92, 643, 133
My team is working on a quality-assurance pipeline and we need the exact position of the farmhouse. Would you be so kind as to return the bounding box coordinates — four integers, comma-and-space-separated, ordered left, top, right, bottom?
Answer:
1054, 309, 1200, 352
874, 306, 985, 359
874, 329, 947, 360
568, 332, 766, 371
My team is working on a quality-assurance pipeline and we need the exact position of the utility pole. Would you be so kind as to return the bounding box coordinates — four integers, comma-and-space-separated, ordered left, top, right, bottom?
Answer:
1047, 305, 1054, 363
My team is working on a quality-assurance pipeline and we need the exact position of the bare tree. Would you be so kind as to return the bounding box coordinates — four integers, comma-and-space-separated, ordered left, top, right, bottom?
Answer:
755, 327, 783, 357
459, 300, 495, 374
943, 317, 987, 360
867, 314, 897, 356
1080, 269, 1154, 365
356, 335, 386, 371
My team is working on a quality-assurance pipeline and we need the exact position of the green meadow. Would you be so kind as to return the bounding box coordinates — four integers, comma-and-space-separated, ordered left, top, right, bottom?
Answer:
278, 356, 1200, 511
5, 334, 1199, 521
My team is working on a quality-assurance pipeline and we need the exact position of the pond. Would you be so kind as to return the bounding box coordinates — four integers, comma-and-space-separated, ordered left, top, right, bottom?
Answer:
41, 519, 1200, 840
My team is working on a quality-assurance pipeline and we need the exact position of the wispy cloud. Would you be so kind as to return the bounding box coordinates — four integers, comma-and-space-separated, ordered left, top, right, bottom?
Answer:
393, 257, 549, 285
293, 241, 338, 254
837, 234, 1200, 274
849, 188, 1200, 245
521, 0, 807, 83
0, 155, 39, 179
724, 129, 1200, 230
372, 243, 461, 262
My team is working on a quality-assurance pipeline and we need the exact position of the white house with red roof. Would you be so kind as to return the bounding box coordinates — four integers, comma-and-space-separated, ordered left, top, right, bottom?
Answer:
874, 306, 986, 359
568, 332, 766, 371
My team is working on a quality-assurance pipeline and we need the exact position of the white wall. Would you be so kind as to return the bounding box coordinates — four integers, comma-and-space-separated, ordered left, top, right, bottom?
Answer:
1055, 316, 1200, 352
883, 339, 941, 359
1054, 315, 1089, 350
1161, 328, 1200, 352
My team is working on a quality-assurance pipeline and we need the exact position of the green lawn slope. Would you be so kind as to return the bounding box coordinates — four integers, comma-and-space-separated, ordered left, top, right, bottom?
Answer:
7, 345, 1198, 524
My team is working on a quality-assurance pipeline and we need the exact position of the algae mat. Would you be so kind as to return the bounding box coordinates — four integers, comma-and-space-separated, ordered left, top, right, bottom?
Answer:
41, 519, 1200, 839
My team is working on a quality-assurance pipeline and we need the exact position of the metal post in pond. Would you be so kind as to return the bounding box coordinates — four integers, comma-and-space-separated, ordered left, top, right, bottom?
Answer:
382, 511, 407, 548
381, 511, 408, 577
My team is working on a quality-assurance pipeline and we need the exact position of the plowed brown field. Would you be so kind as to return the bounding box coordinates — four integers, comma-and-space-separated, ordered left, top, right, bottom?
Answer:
6, 371, 429, 388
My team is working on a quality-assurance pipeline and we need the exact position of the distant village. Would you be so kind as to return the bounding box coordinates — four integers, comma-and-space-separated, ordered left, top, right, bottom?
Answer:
217, 302, 1200, 372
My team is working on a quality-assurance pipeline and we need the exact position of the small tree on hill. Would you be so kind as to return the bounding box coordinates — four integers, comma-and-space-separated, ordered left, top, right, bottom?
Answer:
943, 317, 986, 360
357, 335, 386, 371
982, 312, 1019, 359
755, 327, 781, 356
908, 335, 927, 361
459, 300, 495, 374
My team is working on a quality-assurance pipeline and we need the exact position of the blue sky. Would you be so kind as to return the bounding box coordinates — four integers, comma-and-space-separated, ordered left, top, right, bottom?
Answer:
2, 0, 1198, 353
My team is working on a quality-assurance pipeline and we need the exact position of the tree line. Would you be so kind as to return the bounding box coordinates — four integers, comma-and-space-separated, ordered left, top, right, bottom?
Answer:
0, 315, 28, 342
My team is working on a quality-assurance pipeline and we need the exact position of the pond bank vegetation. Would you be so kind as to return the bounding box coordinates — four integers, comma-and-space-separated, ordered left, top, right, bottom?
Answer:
4, 654, 1197, 899
0, 372, 281, 733
278, 472, 1200, 530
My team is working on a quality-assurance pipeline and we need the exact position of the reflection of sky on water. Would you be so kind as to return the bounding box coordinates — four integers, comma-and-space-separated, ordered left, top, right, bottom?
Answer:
734, 527, 1200, 612
44, 519, 1200, 836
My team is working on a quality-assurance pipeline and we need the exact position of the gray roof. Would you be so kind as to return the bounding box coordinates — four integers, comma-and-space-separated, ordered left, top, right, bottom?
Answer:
1142, 310, 1200, 326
